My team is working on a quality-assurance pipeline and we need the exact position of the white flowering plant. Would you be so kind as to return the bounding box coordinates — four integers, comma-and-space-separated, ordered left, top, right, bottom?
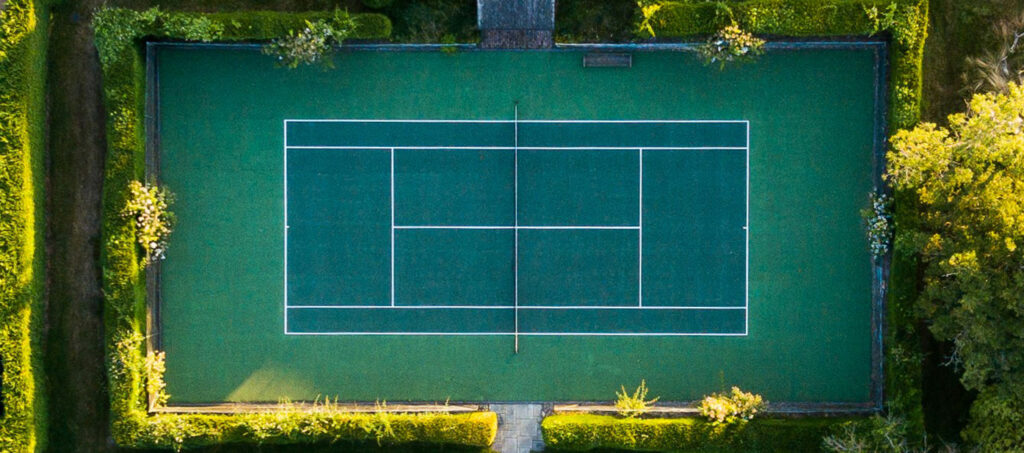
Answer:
697, 24, 766, 69
864, 192, 893, 260
698, 387, 764, 425
145, 350, 170, 409
262, 9, 355, 68
124, 180, 175, 265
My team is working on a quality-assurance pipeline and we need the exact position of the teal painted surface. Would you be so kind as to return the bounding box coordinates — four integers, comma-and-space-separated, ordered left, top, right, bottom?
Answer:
157, 46, 877, 403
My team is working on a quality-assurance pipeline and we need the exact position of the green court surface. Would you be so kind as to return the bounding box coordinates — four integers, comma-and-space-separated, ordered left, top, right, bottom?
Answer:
285, 120, 747, 335
154, 44, 881, 404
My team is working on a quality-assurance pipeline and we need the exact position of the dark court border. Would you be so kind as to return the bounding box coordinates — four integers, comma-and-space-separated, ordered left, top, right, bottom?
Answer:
145, 40, 888, 415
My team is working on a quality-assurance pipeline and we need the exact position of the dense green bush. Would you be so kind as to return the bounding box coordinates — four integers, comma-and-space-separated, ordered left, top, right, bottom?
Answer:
0, 0, 50, 450
96, 8, 495, 450
542, 414, 852, 452
963, 387, 1024, 451
888, 85, 1024, 451
362, 0, 395, 9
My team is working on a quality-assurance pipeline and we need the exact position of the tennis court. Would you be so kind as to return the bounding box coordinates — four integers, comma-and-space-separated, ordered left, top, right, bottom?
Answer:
153, 44, 883, 405
285, 119, 748, 337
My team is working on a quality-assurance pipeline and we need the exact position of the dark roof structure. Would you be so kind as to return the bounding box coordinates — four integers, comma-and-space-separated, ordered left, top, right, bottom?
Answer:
477, 0, 555, 49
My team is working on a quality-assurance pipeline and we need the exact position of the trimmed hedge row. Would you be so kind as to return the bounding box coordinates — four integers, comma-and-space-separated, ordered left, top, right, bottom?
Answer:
118, 410, 498, 450
95, 8, 496, 450
0, 0, 50, 451
542, 414, 853, 452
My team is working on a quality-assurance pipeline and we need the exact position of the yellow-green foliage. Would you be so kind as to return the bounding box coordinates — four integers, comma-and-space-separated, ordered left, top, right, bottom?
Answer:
0, 0, 49, 450
542, 414, 853, 452
615, 380, 660, 418
118, 410, 497, 451
698, 387, 765, 425
144, 350, 169, 409
696, 23, 766, 68
888, 84, 1024, 451
94, 8, 494, 450
124, 181, 174, 265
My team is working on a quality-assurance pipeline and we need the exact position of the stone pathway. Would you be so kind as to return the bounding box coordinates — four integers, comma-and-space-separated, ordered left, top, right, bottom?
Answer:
489, 403, 546, 453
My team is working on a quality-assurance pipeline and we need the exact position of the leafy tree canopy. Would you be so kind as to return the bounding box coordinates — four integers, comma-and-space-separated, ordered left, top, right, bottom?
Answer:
889, 83, 1024, 391
888, 84, 1024, 448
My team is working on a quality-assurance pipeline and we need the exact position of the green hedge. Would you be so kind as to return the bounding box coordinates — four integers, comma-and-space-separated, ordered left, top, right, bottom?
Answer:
95, 8, 496, 450
640, 0, 929, 437
0, 0, 50, 450
118, 410, 498, 450
542, 414, 853, 452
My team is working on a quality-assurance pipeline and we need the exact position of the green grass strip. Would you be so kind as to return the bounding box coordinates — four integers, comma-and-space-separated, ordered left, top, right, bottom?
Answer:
0, 0, 50, 450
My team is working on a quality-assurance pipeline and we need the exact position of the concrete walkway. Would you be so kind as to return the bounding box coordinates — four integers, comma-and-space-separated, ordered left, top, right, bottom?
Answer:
489, 404, 546, 453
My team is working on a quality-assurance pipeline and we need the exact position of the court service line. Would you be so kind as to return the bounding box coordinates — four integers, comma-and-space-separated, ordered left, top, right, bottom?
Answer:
393, 225, 639, 230
284, 119, 748, 124
283, 120, 289, 334
285, 146, 747, 151
285, 332, 749, 337
513, 102, 520, 353
390, 148, 396, 307
286, 305, 748, 310
745, 120, 751, 336
638, 148, 643, 307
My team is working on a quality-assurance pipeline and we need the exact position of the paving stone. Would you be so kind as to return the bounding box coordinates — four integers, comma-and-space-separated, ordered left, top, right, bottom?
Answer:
489, 403, 545, 453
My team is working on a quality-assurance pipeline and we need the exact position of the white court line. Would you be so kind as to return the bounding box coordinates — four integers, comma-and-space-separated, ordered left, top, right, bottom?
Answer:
284, 119, 748, 124
513, 103, 520, 353
393, 225, 639, 230
283, 120, 289, 334
390, 148, 395, 307
283, 119, 751, 337
638, 148, 643, 307
285, 146, 747, 151
285, 332, 749, 336
745, 120, 751, 336
287, 305, 747, 310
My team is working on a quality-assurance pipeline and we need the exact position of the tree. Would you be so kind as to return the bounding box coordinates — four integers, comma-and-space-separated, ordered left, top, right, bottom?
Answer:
887, 84, 1024, 450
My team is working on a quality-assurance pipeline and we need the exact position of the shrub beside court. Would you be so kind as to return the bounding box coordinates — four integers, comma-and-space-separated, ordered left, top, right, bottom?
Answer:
542, 414, 854, 452
0, 0, 50, 450
95, 8, 496, 449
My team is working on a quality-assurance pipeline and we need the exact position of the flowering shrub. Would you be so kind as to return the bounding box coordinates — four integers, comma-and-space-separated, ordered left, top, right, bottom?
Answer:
615, 380, 659, 418
262, 9, 355, 68
697, 24, 765, 68
698, 387, 764, 425
864, 192, 892, 260
124, 181, 174, 265
145, 350, 170, 409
